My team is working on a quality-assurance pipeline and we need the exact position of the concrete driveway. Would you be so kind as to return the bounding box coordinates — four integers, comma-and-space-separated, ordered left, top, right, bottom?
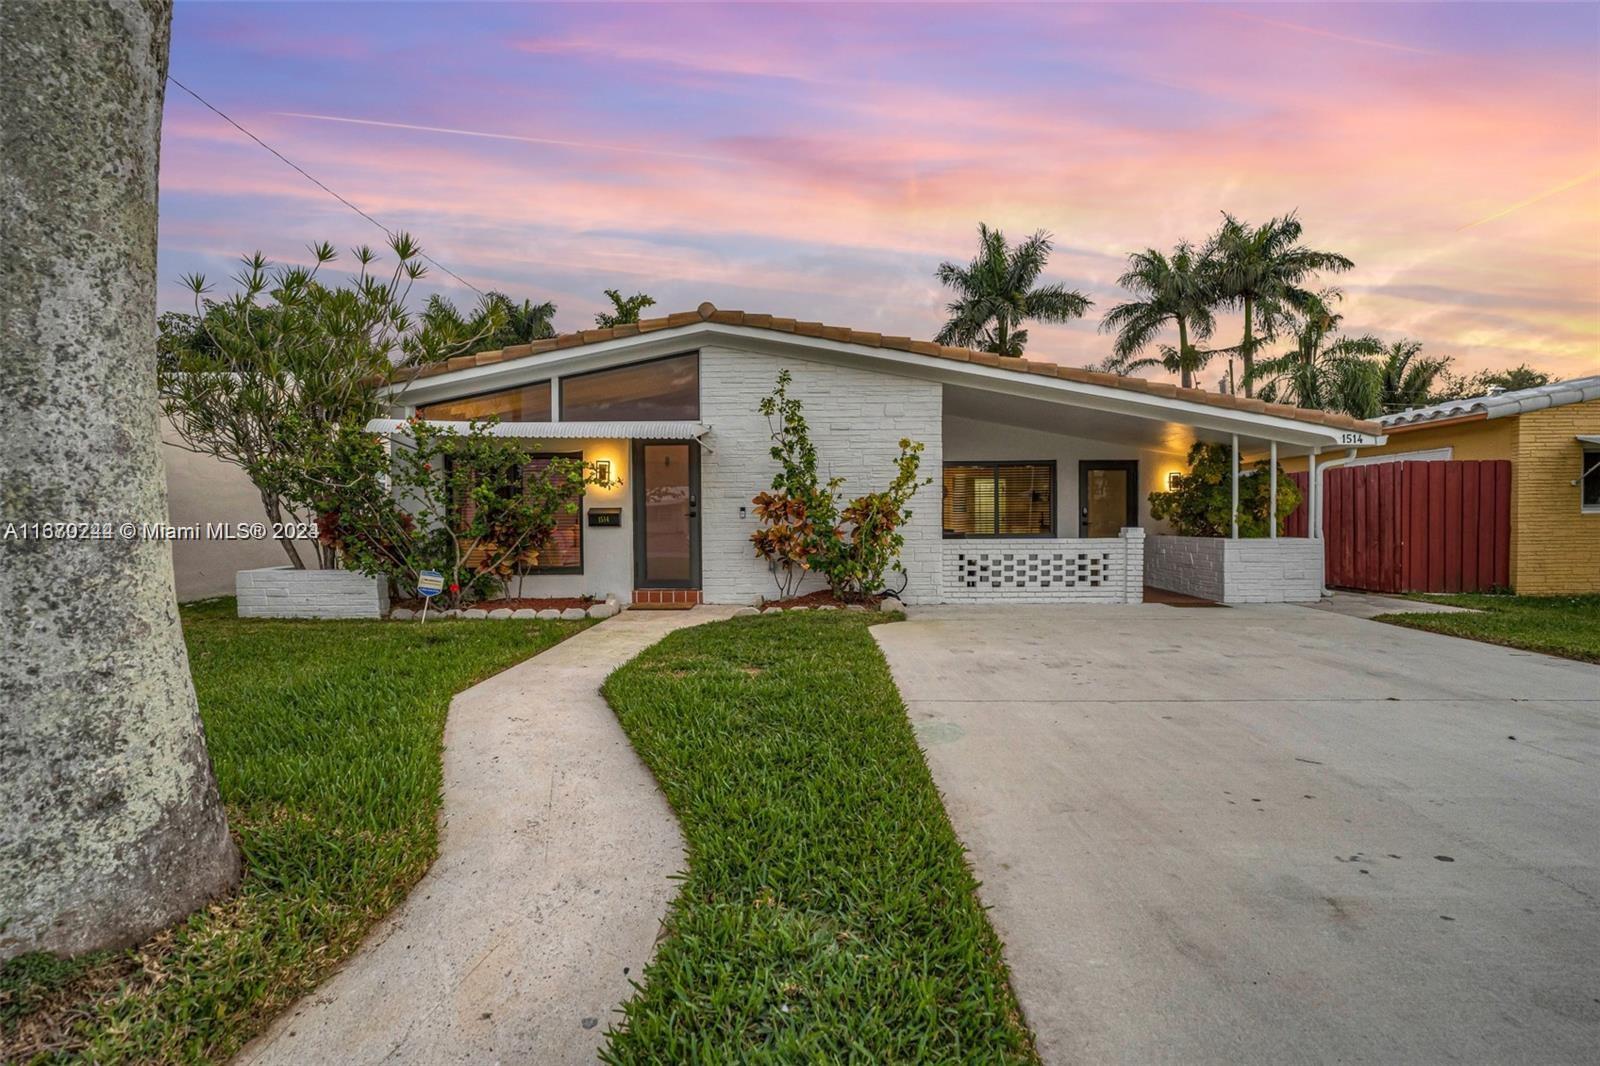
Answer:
873, 604, 1599, 1065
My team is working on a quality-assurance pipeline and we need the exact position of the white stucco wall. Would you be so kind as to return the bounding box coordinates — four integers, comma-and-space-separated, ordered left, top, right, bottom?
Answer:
503, 437, 634, 602
697, 345, 944, 605
942, 415, 1184, 535
162, 417, 319, 601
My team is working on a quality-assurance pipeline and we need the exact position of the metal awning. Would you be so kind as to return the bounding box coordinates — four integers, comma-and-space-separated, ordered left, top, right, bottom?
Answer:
1578, 434, 1600, 445
365, 418, 709, 440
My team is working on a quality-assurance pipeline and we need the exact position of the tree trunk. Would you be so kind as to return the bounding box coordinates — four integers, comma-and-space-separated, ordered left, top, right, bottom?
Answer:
1177, 318, 1192, 390
1240, 297, 1255, 398
0, 0, 240, 960
260, 490, 307, 569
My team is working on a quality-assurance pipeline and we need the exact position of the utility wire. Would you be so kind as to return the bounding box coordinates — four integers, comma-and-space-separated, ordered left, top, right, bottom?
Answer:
166, 75, 486, 298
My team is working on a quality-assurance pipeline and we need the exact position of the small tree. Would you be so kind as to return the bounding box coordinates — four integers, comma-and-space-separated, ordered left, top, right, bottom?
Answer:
1149, 441, 1301, 538
750, 372, 928, 601
595, 288, 656, 327
158, 236, 490, 568
316, 418, 598, 608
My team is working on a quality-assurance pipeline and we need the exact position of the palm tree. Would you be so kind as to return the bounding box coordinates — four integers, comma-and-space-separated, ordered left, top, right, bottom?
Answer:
1377, 340, 1451, 412
935, 224, 1092, 356
1247, 293, 1383, 418
1208, 212, 1354, 397
4, 0, 239, 957
1099, 243, 1218, 389
423, 291, 557, 349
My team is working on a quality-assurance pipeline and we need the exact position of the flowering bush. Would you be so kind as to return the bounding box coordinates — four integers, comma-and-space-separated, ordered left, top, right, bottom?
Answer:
1148, 441, 1302, 537
750, 371, 928, 602
314, 416, 599, 608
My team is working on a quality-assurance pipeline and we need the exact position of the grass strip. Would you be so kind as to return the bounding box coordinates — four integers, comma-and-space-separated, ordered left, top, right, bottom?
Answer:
1377, 593, 1600, 664
2, 598, 589, 1064
600, 611, 1038, 1064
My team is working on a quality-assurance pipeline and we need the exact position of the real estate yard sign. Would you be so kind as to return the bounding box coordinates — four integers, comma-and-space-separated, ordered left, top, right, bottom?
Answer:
417, 570, 444, 622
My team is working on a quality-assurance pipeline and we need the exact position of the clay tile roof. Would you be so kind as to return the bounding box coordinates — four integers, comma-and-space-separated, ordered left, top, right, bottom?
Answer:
394, 302, 1384, 434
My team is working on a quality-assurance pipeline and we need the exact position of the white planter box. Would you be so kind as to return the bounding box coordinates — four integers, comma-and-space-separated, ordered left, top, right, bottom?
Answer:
236, 566, 390, 619
1145, 535, 1323, 604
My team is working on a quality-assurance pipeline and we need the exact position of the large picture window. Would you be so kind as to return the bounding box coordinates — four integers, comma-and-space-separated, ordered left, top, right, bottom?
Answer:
417, 381, 551, 422
560, 352, 699, 421
943, 461, 1056, 538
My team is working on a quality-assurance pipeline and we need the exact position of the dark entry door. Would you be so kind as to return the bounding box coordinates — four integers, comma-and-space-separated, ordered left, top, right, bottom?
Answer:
633, 442, 700, 588
1079, 460, 1139, 537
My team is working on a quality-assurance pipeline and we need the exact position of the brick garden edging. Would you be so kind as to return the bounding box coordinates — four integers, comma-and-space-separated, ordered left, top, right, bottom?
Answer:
236, 566, 389, 619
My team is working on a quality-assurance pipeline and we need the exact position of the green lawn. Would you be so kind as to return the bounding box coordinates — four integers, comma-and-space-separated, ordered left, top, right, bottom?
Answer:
1378, 593, 1600, 664
599, 612, 1039, 1064
1, 598, 589, 1064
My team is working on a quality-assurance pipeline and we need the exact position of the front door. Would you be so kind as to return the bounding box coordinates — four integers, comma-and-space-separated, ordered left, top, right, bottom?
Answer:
1079, 460, 1139, 537
632, 441, 700, 588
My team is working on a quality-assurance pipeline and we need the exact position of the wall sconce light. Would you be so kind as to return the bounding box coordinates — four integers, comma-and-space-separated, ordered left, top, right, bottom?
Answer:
593, 459, 616, 487
1167, 471, 1182, 491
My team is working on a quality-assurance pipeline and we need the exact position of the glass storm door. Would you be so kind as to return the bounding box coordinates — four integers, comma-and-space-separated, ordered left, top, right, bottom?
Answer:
1079, 460, 1139, 537
633, 442, 700, 588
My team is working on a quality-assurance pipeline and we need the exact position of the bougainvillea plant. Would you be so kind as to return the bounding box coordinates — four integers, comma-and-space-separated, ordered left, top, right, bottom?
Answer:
750, 371, 929, 602
314, 416, 598, 608
1148, 440, 1302, 537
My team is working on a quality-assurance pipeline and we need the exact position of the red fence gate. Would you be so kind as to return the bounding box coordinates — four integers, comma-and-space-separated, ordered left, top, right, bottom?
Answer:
1284, 460, 1511, 594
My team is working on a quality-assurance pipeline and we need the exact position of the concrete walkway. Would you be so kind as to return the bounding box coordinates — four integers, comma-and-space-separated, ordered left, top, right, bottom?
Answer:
875, 605, 1599, 1065
1303, 590, 1479, 619
237, 606, 736, 1066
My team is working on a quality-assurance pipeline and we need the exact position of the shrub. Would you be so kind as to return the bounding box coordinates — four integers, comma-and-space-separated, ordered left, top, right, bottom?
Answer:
314, 418, 598, 608
750, 371, 928, 601
1149, 441, 1301, 537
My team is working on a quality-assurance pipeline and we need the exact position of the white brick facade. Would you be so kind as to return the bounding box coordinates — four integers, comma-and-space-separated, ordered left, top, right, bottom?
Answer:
697, 346, 944, 605
1145, 535, 1323, 604
236, 565, 390, 619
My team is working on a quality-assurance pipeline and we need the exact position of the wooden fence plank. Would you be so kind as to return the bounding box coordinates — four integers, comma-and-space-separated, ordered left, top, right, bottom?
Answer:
1427, 462, 1447, 591
1460, 461, 1480, 591
1443, 462, 1463, 593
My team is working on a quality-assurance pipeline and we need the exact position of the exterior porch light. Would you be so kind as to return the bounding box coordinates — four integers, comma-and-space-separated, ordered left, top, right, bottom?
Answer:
593, 458, 615, 487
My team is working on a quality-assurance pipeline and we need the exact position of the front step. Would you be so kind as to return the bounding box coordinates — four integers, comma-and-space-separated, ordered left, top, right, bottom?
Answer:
632, 588, 702, 609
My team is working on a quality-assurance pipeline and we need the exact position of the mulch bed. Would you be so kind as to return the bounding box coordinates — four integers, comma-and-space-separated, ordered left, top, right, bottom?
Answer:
759, 589, 884, 612
390, 596, 596, 612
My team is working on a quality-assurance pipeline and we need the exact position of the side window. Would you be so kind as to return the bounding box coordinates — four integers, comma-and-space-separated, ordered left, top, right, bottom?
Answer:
560, 353, 698, 421
1583, 449, 1600, 513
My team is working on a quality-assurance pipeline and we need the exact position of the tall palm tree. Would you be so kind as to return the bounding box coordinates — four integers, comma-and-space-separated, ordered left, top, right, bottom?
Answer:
1208, 212, 1354, 397
1247, 293, 1383, 418
1377, 340, 1451, 412
3, 0, 239, 957
935, 224, 1092, 356
1099, 242, 1218, 389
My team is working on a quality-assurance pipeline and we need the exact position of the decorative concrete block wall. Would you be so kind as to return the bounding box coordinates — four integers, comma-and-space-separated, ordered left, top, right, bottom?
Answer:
236, 566, 390, 619
942, 528, 1145, 604
697, 345, 944, 605
1145, 535, 1323, 604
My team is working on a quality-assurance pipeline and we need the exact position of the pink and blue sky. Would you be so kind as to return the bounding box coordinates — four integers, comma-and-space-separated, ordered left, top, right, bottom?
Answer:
160, 2, 1600, 383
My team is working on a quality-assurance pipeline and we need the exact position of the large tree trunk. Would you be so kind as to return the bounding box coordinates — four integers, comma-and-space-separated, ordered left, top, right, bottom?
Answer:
1240, 297, 1255, 398
0, 0, 239, 960
1177, 317, 1192, 390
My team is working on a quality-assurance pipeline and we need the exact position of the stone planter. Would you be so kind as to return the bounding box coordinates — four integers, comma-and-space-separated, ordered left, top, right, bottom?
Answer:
236, 566, 389, 619
1144, 535, 1323, 604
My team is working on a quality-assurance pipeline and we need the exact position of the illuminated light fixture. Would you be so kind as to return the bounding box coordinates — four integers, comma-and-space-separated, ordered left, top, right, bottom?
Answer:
593, 459, 614, 487
1167, 471, 1182, 491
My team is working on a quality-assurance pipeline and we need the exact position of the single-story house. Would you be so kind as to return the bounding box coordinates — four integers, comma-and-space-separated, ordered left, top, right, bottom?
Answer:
1352, 378, 1599, 594
372, 303, 1388, 607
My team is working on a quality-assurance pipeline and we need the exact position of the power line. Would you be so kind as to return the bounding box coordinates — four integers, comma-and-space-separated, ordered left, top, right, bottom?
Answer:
166, 75, 486, 298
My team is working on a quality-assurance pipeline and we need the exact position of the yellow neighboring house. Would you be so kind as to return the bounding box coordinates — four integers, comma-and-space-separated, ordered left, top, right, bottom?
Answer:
1369, 377, 1600, 594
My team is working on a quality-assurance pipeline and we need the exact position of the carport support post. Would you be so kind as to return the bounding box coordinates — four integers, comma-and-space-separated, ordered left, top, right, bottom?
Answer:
1230, 433, 1240, 539
1308, 448, 1320, 540
1269, 440, 1278, 539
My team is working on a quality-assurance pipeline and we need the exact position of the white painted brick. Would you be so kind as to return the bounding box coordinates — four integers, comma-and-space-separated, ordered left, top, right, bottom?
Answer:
1145, 536, 1323, 604
235, 566, 390, 618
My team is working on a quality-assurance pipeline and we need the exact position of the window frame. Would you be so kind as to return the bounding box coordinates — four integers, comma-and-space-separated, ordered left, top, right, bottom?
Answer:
523, 450, 586, 575
941, 459, 1058, 539
1582, 448, 1600, 515
415, 379, 553, 423
557, 351, 700, 422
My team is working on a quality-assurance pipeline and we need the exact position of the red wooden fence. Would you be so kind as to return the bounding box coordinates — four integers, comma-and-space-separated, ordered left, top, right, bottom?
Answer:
1283, 460, 1511, 594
